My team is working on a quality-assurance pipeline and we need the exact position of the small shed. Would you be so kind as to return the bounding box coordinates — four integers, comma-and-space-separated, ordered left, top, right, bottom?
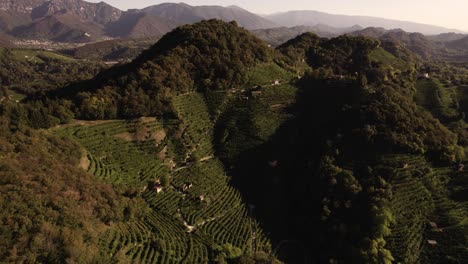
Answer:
427, 240, 438, 245
153, 184, 163, 193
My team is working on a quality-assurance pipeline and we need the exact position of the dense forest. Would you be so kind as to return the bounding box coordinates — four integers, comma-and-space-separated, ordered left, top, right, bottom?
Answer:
0, 19, 466, 263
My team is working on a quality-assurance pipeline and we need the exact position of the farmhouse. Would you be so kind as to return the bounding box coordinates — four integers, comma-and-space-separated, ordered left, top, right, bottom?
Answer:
418, 73, 430, 79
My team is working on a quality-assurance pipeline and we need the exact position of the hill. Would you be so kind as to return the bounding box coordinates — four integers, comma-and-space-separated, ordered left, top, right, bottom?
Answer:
266, 10, 464, 35
54, 19, 274, 119
428, 32, 467, 43
1, 19, 467, 264
446, 36, 468, 51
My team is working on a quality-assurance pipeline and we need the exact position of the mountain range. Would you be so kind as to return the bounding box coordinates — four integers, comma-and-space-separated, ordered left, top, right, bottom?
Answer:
0, 0, 276, 42
0, 0, 466, 44
266, 10, 464, 35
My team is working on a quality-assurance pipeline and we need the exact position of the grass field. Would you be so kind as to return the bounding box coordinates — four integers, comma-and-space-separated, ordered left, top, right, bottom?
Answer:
0, 47, 76, 62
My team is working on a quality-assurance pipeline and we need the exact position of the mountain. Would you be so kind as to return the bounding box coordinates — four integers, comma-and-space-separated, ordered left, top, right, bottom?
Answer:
11, 11, 105, 42
0, 0, 44, 31
106, 12, 175, 38
266, 10, 463, 35
0, 1, 276, 42
31, 0, 122, 25
141, 3, 277, 30
2, 0, 121, 42
0, 0, 44, 13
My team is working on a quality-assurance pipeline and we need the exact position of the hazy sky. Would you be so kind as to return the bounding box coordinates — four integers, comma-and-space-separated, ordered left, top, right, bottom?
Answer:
88, 0, 468, 31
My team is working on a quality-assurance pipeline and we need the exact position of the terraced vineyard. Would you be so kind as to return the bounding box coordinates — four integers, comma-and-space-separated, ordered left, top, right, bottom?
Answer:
371, 154, 467, 263
55, 94, 273, 263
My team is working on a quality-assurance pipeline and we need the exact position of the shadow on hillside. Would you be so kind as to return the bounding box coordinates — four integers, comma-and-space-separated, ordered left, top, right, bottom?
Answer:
214, 79, 362, 263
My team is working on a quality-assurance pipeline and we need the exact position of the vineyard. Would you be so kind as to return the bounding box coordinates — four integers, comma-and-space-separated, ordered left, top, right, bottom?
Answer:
52, 85, 466, 263
374, 154, 467, 264
55, 93, 274, 263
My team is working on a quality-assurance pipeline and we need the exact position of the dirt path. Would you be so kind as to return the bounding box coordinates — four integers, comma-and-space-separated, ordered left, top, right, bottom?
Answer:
79, 152, 90, 171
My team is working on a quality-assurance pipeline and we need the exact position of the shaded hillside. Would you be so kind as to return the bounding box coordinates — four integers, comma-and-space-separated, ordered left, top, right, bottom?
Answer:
10, 11, 104, 42
0, 0, 43, 31
216, 32, 466, 263
106, 12, 175, 39
0, 9, 31, 32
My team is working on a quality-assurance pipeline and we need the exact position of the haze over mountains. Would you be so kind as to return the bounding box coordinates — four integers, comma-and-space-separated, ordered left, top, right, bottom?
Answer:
0, 0, 466, 44
266, 10, 464, 35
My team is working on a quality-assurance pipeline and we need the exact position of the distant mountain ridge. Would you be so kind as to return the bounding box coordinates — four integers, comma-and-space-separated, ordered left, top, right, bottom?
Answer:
0, 0, 277, 43
253, 24, 363, 46
141, 3, 276, 30
266, 10, 464, 35
0, 0, 465, 44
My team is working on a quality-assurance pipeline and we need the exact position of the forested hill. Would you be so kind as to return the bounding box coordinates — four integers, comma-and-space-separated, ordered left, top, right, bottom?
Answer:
52, 19, 275, 119
1, 20, 467, 263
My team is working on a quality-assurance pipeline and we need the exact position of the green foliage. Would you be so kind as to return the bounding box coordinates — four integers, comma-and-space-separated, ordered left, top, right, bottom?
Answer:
0, 48, 103, 95
0, 129, 144, 263
0, 20, 466, 264
415, 79, 462, 122
63, 19, 273, 119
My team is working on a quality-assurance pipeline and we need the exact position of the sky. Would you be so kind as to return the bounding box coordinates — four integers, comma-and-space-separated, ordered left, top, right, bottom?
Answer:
88, 0, 468, 31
